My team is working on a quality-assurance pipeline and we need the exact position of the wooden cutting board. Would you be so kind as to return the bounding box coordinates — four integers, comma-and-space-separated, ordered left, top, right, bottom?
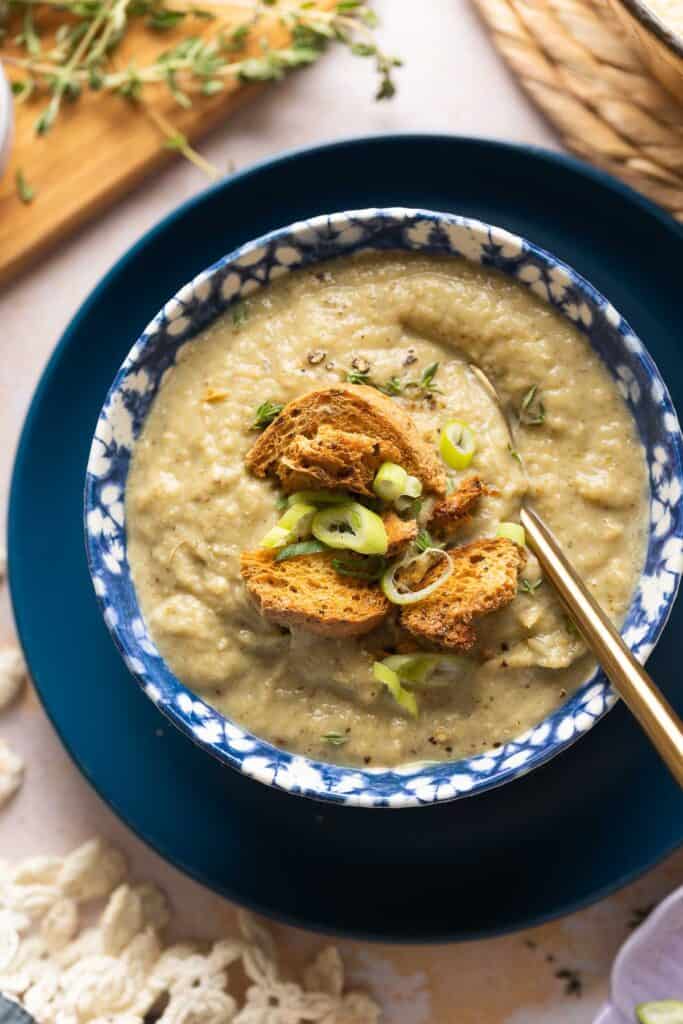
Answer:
0, 1, 333, 288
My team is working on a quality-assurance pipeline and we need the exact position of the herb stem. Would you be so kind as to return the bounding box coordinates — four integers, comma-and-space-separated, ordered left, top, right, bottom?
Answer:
144, 103, 220, 178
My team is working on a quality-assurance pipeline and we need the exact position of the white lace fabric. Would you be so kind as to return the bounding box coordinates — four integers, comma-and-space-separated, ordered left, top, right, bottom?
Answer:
0, 839, 380, 1024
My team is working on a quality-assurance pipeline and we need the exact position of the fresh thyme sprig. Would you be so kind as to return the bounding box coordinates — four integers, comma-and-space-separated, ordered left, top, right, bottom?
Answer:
345, 360, 440, 399
2, 0, 400, 175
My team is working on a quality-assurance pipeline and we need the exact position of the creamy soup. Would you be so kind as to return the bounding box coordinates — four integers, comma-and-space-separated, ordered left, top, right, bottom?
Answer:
126, 253, 648, 767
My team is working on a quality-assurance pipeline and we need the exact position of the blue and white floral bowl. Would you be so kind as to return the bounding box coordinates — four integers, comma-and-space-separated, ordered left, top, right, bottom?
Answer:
84, 208, 683, 808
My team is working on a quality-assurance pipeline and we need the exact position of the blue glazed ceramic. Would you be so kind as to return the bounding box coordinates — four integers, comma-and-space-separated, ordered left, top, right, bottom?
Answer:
84, 207, 683, 808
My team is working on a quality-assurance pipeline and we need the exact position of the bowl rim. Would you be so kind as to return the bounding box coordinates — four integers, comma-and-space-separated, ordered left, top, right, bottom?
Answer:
84, 205, 683, 809
0, 63, 14, 178
614, 0, 683, 63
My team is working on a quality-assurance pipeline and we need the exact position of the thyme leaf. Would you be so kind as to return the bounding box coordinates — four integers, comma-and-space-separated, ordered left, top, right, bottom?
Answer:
346, 368, 373, 386
322, 732, 347, 745
231, 301, 248, 327
507, 443, 523, 466
252, 399, 284, 430
519, 384, 545, 425
15, 168, 35, 203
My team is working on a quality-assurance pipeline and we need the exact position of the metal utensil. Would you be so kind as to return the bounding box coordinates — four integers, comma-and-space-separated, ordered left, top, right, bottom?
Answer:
470, 364, 683, 787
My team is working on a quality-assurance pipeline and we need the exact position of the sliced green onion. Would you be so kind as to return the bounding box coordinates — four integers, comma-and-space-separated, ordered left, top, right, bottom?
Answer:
439, 420, 476, 470
372, 661, 418, 717
260, 526, 291, 549
260, 503, 316, 549
381, 548, 453, 605
373, 462, 408, 502
496, 522, 526, 547
403, 474, 423, 499
382, 653, 471, 685
312, 501, 388, 555
275, 539, 326, 561
278, 502, 316, 538
286, 489, 350, 507
637, 1003, 683, 1024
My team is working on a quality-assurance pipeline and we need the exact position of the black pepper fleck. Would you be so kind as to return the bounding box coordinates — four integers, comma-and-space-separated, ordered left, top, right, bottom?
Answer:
555, 968, 583, 997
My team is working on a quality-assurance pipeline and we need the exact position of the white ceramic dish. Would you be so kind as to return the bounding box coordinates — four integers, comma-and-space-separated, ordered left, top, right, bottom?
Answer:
0, 63, 14, 178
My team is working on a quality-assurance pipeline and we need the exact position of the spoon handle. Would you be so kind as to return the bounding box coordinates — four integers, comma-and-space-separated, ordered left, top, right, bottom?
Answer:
520, 505, 683, 787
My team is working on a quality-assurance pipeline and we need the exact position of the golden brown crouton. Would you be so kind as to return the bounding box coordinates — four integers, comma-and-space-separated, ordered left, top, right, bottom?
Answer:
382, 511, 418, 558
246, 385, 446, 496
276, 425, 402, 496
240, 549, 389, 638
427, 475, 486, 538
401, 538, 526, 651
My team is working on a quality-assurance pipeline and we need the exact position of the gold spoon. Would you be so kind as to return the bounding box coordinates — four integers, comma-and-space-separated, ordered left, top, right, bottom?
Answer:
470, 364, 683, 787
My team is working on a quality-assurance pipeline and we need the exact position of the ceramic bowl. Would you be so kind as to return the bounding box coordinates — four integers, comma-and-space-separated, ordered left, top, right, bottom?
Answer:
0, 63, 14, 179
84, 207, 683, 808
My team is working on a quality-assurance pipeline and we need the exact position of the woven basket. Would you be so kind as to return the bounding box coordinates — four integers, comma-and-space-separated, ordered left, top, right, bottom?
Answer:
473, 0, 683, 220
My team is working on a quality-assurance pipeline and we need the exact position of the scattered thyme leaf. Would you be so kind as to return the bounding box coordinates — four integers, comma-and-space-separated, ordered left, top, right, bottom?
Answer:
346, 368, 374, 387
275, 538, 326, 561
322, 732, 348, 745
15, 168, 35, 204
520, 577, 543, 594
231, 302, 248, 327
421, 361, 439, 387
378, 375, 403, 396
404, 361, 441, 397
507, 443, 523, 466
252, 399, 284, 430
520, 384, 545, 425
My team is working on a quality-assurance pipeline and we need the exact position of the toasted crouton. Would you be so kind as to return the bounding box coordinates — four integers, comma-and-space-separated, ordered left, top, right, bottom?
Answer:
246, 385, 446, 496
427, 474, 486, 538
401, 538, 526, 651
240, 549, 389, 638
276, 425, 402, 496
383, 511, 418, 558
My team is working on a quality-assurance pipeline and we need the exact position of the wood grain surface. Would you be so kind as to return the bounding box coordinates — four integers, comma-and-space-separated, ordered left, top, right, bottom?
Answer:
0, 2, 332, 287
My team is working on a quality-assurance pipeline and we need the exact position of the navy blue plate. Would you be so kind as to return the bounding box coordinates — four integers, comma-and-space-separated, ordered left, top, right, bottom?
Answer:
9, 135, 683, 941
